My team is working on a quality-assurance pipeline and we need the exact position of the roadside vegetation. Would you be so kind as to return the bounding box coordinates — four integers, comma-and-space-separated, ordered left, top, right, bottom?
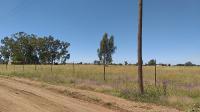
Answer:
0, 64, 200, 111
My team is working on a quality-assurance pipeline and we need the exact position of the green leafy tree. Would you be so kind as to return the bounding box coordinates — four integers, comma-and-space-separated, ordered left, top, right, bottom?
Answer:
185, 61, 194, 66
148, 59, 156, 66
0, 37, 14, 64
60, 41, 70, 64
97, 33, 116, 80
124, 61, 128, 65
0, 32, 70, 65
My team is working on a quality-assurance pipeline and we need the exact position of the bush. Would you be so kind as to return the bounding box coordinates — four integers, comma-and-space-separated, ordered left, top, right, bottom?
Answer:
188, 103, 200, 112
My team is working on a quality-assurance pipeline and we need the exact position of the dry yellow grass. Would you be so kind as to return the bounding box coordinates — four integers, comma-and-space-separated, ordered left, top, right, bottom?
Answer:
0, 64, 200, 111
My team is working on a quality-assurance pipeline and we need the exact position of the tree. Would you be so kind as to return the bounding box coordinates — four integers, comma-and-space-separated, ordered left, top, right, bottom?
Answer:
137, 0, 144, 94
185, 61, 194, 66
59, 42, 70, 64
148, 59, 156, 65
97, 33, 116, 80
0, 32, 70, 65
61, 54, 70, 64
94, 60, 100, 65
124, 61, 128, 65
0, 54, 3, 64
0, 36, 13, 66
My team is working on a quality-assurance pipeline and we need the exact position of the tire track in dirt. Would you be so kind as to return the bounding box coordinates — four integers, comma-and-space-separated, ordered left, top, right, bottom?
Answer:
0, 78, 114, 112
0, 77, 181, 112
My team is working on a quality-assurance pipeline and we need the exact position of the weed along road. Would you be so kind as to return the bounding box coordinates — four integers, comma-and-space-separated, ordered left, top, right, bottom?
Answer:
0, 77, 180, 112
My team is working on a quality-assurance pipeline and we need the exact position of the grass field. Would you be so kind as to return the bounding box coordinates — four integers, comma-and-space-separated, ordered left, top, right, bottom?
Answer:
0, 64, 200, 111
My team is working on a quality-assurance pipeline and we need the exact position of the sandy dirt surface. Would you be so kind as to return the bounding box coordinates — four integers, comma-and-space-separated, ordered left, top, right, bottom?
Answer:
0, 77, 181, 112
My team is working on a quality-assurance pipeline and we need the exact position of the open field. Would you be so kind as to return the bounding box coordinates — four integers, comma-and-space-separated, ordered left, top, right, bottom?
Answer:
0, 64, 200, 111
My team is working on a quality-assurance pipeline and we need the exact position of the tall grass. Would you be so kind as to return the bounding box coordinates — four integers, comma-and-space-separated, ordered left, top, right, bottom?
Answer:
0, 64, 200, 110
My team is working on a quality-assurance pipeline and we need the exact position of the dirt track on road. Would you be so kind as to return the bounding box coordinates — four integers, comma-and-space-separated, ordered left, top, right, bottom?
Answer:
0, 77, 181, 112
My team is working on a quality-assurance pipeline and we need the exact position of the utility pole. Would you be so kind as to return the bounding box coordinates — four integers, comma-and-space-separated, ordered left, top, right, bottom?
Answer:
137, 0, 144, 94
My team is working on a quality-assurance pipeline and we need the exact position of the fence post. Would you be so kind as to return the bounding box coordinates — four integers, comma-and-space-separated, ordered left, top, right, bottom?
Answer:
14, 64, 15, 73
155, 59, 157, 86
163, 81, 167, 96
35, 63, 37, 71
23, 63, 24, 72
51, 64, 53, 72
103, 63, 106, 81
6, 63, 8, 70
73, 62, 75, 75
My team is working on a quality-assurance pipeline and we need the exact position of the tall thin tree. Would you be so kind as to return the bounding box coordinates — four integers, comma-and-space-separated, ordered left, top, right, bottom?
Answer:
97, 33, 116, 81
137, 0, 144, 94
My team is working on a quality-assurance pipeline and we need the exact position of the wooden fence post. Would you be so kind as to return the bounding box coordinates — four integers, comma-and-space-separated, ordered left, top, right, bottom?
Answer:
14, 64, 15, 73
163, 81, 167, 96
6, 63, 8, 70
35, 63, 37, 71
51, 64, 53, 72
155, 59, 157, 86
73, 62, 75, 75
23, 63, 24, 72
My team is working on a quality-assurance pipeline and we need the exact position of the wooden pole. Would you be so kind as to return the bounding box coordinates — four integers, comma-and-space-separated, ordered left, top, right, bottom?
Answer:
51, 57, 53, 72
6, 63, 8, 70
137, 0, 144, 94
155, 59, 157, 86
103, 54, 106, 81
104, 63, 105, 81
35, 62, 37, 71
73, 62, 75, 75
51, 64, 53, 72
23, 63, 24, 72
14, 64, 15, 73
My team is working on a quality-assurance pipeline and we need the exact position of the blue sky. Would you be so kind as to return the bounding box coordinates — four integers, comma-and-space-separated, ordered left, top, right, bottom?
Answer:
0, 0, 199, 64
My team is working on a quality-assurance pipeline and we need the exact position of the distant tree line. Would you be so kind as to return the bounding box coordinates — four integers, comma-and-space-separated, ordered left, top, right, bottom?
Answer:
93, 59, 199, 67
0, 32, 70, 64
145, 59, 197, 66
176, 61, 196, 66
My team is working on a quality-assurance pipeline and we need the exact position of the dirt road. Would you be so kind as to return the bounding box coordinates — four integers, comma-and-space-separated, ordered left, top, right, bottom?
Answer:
0, 77, 180, 112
